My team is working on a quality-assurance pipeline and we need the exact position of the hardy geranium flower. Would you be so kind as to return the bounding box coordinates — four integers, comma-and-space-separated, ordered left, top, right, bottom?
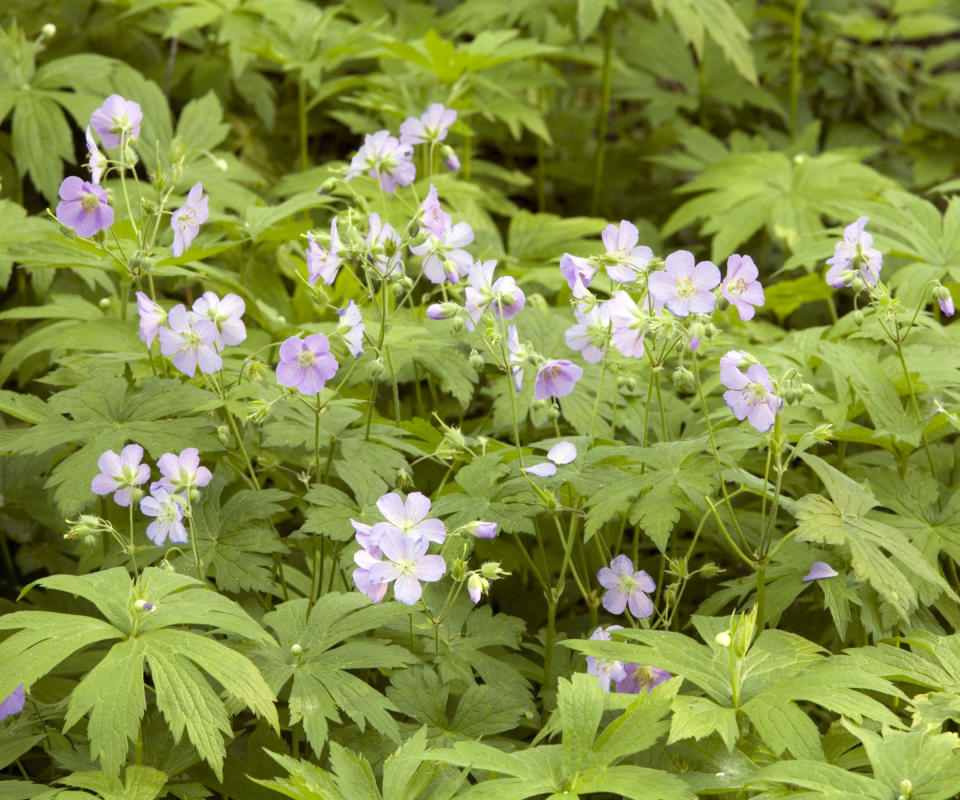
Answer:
648, 250, 720, 317
617, 664, 671, 694
525, 440, 577, 477
353, 548, 388, 603
338, 300, 365, 357
825, 216, 882, 288
534, 359, 583, 400
507, 324, 525, 392
560, 252, 596, 291
307, 218, 342, 286
721, 254, 764, 321
565, 302, 611, 363
367, 213, 404, 277
371, 492, 445, 545
170, 183, 209, 258
940, 294, 956, 317
155, 448, 212, 495
601, 220, 654, 283
802, 562, 839, 582
464, 260, 525, 328
140, 486, 188, 546
465, 521, 498, 539
275, 334, 339, 395
411, 187, 474, 284
85, 127, 107, 184
400, 103, 457, 146
345, 130, 416, 192
0, 684, 25, 720
585, 626, 627, 690
192, 291, 246, 349
467, 573, 487, 604
597, 555, 656, 618
366, 530, 446, 605
159, 304, 222, 377
136, 292, 166, 347
722, 362, 782, 433
56, 177, 114, 238
91, 444, 150, 507
607, 291, 647, 359
90, 94, 142, 147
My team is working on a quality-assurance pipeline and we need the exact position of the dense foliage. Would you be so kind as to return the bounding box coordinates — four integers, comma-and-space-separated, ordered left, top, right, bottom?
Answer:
2, 1, 960, 798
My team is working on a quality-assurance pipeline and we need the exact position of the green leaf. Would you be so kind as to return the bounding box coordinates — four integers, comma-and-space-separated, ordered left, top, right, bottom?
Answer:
577, 0, 616, 41
667, 695, 738, 751
11, 92, 74, 203
558, 674, 604, 779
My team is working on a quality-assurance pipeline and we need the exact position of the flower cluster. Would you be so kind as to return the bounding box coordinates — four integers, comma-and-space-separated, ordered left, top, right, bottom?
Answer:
585, 626, 670, 693
138, 290, 246, 378
90, 445, 212, 546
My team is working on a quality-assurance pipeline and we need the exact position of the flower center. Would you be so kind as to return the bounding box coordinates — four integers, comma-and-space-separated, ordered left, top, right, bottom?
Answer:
119, 464, 139, 487
729, 278, 747, 296
110, 113, 130, 135
80, 192, 100, 213
297, 350, 316, 368
184, 330, 202, 351
675, 277, 696, 298
747, 382, 769, 405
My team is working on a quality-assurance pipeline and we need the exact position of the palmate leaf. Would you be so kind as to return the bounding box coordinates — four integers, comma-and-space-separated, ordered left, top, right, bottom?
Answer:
57, 766, 168, 800
253, 595, 415, 757
0, 568, 276, 779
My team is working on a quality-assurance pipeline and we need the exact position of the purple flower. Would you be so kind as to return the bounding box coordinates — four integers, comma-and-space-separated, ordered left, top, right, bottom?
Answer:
464, 260, 525, 329
56, 177, 114, 238
345, 130, 416, 192
370, 491, 445, 545
351, 518, 381, 557
507, 324, 525, 392
419, 184, 451, 236
525, 440, 577, 477
140, 486, 188, 546
170, 183, 209, 258
601, 221, 654, 283
156, 448, 212, 495
607, 290, 646, 359
192, 291, 246, 349
85, 127, 106, 184
560, 253, 596, 291
0, 684, 25, 720
337, 300, 365, 357
366, 530, 446, 605
937, 290, 955, 317
721, 254, 765, 321
648, 250, 720, 318
597, 555, 656, 617
91, 444, 150, 507
89, 94, 142, 147
400, 103, 457, 146
719, 350, 750, 389
825, 216, 882, 288
411, 203, 474, 285
616, 664, 671, 694
353, 548, 389, 603
534, 359, 583, 400
467, 573, 486, 604
465, 521, 498, 539
426, 302, 458, 320
444, 150, 461, 171
136, 292, 166, 347
307, 218, 343, 286
565, 302, 611, 364
367, 213, 404, 277
159, 304, 222, 377
802, 561, 838, 582
276, 334, 339, 395
722, 362, 782, 433
585, 626, 627, 691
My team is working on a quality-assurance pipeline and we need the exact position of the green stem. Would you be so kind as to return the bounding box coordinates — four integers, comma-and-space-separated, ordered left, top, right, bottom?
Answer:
588, 348, 609, 445
128, 502, 139, 578
313, 394, 322, 481
590, 15, 614, 216
186, 498, 203, 580
789, 0, 805, 139
894, 330, 939, 482
755, 562, 767, 632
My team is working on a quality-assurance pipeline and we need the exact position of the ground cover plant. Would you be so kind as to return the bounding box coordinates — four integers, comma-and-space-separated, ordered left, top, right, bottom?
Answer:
1, 0, 960, 798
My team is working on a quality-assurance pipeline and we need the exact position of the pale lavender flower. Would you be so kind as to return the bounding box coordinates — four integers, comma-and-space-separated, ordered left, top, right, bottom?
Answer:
534, 359, 583, 400
444, 150, 461, 171
719, 350, 750, 388
525, 441, 577, 477
307, 218, 342, 286
0, 684, 25, 720
938, 291, 955, 317
467, 573, 485, 604
136, 292, 166, 347
607, 290, 647, 359
507, 324, 525, 392
170, 183, 209, 258
337, 300, 365, 357
420, 185, 451, 236
399, 103, 457, 146
647, 250, 720, 317
353, 548, 388, 603
367, 213, 404, 277
345, 130, 416, 192
597, 555, 655, 617
91, 444, 150, 507
464, 260, 525, 329
411, 193, 474, 285
802, 562, 838, 582
565, 302, 611, 363
85, 127, 107, 184
159, 304, 222, 377
56, 177, 114, 238
351, 518, 382, 556
825, 216, 882, 288
140, 486, 188, 546
721, 254, 765, 321
90, 94, 142, 147
192, 291, 246, 349
560, 253, 595, 290
156, 448, 212, 495
276, 334, 339, 395
370, 491, 445, 545
366, 530, 446, 605
585, 626, 627, 691
426, 302, 458, 320
601, 221, 654, 283
722, 362, 781, 433
616, 664, 671, 694
465, 521, 498, 539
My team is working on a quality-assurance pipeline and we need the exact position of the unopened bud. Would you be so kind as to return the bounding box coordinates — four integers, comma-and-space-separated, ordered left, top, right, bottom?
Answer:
715, 631, 731, 647
932, 284, 950, 302
671, 365, 694, 392
98, 297, 111, 309
854, 309, 864, 325
396, 468, 413, 489
246, 399, 271, 425
546, 405, 560, 421
159, 559, 175, 572
41, 23, 57, 38
451, 315, 465, 333
467, 573, 486, 604
850, 277, 864, 293
82, 535, 96, 547
368, 358, 385, 379
319, 177, 337, 195
217, 425, 230, 445
469, 350, 485, 371
700, 562, 722, 577
130, 488, 144, 503
441, 145, 461, 171
451, 558, 469, 582
134, 599, 154, 612
215, 158, 228, 172
290, 643, 303, 656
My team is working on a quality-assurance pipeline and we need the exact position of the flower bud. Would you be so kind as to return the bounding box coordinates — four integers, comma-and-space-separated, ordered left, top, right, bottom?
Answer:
850, 277, 864, 293
465, 521, 498, 539
699, 562, 722, 577
217, 425, 230, 445
291, 643, 303, 656
480, 561, 508, 580
467, 573, 487, 604
546, 405, 560, 421
715, 631, 731, 647
130, 488, 144, 503
98, 297, 111, 309
122, 141, 139, 167
246, 399, 272, 425
159, 559, 176, 572
215, 158, 228, 172
134, 599, 154, 612
82, 535, 97, 547
854, 309, 864, 326
451, 558, 469, 582
368, 358, 385, 379
671, 365, 694, 393
469, 350, 485, 371
933, 284, 950, 302
319, 177, 338, 195
441, 145, 461, 171
396, 468, 413, 489
451, 315, 465, 333
41, 23, 57, 38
